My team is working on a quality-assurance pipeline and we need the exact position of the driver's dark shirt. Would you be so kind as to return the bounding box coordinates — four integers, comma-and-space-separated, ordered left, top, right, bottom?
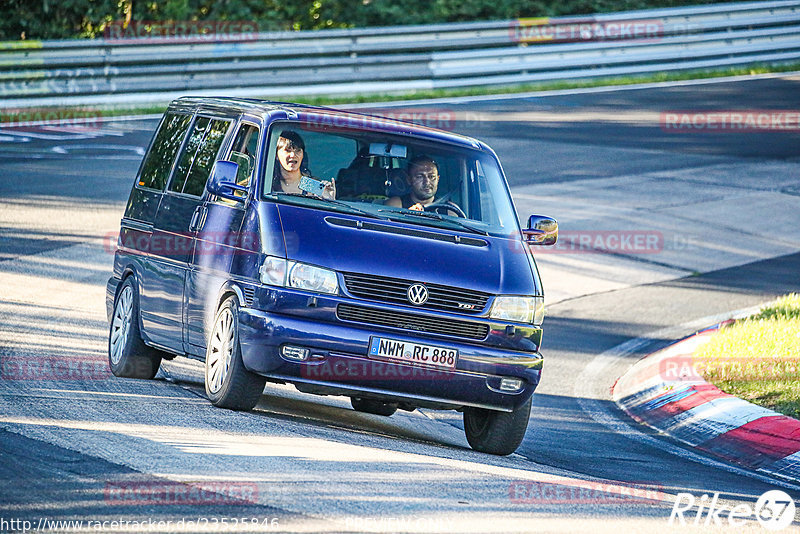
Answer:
401, 194, 424, 208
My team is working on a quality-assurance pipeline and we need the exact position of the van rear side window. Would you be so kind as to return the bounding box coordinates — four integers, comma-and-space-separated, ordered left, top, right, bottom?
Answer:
138, 112, 191, 191
169, 117, 230, 197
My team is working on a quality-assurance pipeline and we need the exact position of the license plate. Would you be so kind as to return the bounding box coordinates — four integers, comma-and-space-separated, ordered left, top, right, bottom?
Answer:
368, 337, 458, 370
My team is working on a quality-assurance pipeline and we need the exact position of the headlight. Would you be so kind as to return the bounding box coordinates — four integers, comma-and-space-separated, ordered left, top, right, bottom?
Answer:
287, 262, 339, 294
259, 256, 339, 295
259, 256, 287, 286
489, 296, 545, 325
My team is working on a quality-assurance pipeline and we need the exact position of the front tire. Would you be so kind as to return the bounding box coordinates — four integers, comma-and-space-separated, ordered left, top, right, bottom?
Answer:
463, 397, 532, 455
108, 277, 162, 379
205, 296, 266, 410
351, 397, 398, 416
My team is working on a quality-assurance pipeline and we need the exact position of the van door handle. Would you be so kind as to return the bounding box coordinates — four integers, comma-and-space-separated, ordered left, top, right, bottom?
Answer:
188, 206, 206, 232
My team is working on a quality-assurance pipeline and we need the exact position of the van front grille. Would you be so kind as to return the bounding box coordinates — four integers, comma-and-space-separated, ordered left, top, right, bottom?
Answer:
342, 272, 491, 314
336, 304, 489, 340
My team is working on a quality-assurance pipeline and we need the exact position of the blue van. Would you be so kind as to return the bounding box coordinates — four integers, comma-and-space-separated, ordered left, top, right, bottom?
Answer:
106, 98, 557, 455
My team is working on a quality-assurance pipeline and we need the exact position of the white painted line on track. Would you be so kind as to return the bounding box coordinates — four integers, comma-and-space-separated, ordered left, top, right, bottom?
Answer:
0, 129, 100, 141
342, 71, 800, 109
49, 143, 146, 156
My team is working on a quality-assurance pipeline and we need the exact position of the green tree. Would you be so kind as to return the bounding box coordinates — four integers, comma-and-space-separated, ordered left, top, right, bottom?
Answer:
0, 0, 747, 40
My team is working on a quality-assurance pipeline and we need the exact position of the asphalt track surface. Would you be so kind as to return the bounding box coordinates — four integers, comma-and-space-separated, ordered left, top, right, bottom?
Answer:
1, 75, 799, 533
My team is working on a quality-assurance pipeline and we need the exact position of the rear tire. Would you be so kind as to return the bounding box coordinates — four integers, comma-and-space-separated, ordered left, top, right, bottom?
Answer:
463, 397, 532, 455
351, 397, 398, 416
108, 277, 162, 379
205, 296, 266, 410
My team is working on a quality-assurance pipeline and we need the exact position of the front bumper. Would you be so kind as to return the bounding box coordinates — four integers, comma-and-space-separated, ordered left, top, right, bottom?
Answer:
238, 307, 543, 412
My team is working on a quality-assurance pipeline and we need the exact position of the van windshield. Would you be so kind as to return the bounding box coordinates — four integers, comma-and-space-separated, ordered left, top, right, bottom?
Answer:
261, 121, 519, 237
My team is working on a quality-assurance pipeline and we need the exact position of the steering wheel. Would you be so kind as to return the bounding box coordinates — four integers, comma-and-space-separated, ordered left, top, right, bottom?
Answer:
424, 200, 466, 218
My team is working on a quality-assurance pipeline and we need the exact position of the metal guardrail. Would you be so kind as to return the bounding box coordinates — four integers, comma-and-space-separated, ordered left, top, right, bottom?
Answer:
1, 0, 799, 108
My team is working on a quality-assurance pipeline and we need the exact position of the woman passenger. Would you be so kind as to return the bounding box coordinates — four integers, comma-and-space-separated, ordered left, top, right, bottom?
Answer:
272, 131, 335, 200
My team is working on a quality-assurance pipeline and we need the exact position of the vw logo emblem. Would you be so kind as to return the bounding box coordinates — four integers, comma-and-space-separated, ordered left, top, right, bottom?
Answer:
407, 283, 429, 306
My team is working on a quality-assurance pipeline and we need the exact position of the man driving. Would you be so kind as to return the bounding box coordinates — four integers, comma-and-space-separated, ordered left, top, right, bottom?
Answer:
386, 155, 443, 211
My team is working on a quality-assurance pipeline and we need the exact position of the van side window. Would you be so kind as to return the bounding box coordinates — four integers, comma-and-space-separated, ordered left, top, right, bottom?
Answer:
138, 112, 191, 191
169, 117, 230, 197
170, 117, 209, 194
228, 124, 260, 189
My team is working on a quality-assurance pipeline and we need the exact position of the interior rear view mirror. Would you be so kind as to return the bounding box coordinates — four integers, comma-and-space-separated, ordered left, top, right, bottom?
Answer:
368, 142, 407, 159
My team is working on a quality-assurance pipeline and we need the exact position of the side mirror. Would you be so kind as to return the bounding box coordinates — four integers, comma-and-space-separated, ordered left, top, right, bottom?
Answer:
207, 160, 247, 201
522, 215, 558, 246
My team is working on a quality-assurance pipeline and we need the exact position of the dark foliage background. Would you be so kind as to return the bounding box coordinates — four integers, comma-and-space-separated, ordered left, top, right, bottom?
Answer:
2, 0, 740, 40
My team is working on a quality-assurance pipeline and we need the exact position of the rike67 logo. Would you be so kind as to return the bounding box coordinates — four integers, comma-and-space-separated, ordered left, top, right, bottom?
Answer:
670, 490, 796, 531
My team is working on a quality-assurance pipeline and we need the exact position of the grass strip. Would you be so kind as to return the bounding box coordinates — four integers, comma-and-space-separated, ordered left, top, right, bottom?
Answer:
695, 294, 800, 419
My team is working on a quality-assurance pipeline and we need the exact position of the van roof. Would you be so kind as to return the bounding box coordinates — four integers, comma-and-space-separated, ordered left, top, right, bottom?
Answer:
168, 96, 486, 151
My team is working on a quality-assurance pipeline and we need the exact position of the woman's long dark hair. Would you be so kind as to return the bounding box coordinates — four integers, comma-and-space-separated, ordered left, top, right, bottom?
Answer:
272, 130, 310, 192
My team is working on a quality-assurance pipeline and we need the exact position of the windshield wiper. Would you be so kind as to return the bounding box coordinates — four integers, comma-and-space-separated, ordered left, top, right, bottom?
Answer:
271, 192, 386, 220
377, 208, 488, 236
